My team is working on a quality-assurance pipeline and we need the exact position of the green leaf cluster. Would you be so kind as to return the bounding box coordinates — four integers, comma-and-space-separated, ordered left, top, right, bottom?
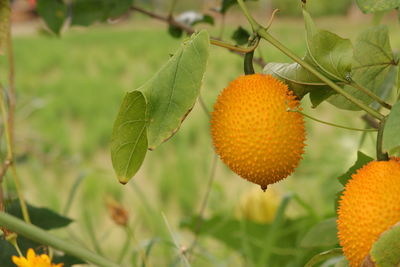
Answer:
264, 9, 399, 112
111, 30, 209, 184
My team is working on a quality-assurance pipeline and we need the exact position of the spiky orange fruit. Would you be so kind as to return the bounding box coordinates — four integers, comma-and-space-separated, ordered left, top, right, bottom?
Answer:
337, 158, 400, 266
210, 74, 305, 189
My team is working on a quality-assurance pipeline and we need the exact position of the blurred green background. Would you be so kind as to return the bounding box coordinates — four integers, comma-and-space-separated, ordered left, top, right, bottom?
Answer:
2, 0, 400, 266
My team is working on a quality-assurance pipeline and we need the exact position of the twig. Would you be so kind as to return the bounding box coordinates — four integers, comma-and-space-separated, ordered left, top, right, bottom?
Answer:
130, 5, 266, 67
198, 95, 210, 119
289, 109, 377, 132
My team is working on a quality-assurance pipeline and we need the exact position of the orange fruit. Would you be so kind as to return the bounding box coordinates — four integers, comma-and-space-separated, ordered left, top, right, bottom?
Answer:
337, 158, 400, 266
210, 74, 305, 190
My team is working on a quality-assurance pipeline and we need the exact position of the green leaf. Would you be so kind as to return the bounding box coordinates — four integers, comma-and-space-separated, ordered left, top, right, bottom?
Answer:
303, 9, 352, 82
304, 248, 343, 267
356, 0, 400, 13
37, 0, 67, 35
328, 25, 397, 110
71, 0, 133, 26
180, 214, 316, 265
263, 62, 335, 100
168, 25, 183, 39
6, 200, 72, 230
309, 88, 336, 108
369, 223, 400, 266
338, 151, 373, 186
220, 0, 258, 14
300, 218, 338, 248
383, 100, 400, 152
111, 91, 148, 184
0, 0, 10, 55
138, 30, 209, 149
231, 26, 250, 46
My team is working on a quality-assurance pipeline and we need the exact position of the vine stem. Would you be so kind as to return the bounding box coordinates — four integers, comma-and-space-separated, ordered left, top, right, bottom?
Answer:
236, 0, 385, 121
376, 117, 389, 161
0, 211, 121, 267
350, 82, 392, 110
0, 84, 30, 223
288, 109, 377, 132
130, 5, 266, 66
0, 4, 31, 223
210, 37, 259, 54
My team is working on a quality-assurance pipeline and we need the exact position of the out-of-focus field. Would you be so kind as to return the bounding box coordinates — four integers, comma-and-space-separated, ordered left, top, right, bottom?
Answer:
4, 11, 400, 266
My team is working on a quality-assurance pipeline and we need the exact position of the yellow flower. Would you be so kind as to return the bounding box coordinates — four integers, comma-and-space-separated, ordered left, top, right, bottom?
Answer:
12, 248, 63, 267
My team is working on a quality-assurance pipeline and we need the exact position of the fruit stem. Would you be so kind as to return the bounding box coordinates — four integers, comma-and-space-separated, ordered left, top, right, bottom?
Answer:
236, 0, 385, 121
288, 109, 378, 132
244, 36, 259, 75
376, 117, 389, 161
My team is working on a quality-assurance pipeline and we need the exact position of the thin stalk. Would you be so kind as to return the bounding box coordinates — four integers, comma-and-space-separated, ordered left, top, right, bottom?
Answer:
7, 233, 23, 256
186, 154, 218, 260
0, 212, 121, 267
257, 194, 292, 266
376, 117, 389, 161
168, 0, 179, 16
350, 82, 392, 110
289, 110, 377, 132
117, 225, 133, 263
82, 211, 104, 256
210, 38, 259, 54
236, 0, 384, 121
6, 24, 15, 144
0, 85, 30, 223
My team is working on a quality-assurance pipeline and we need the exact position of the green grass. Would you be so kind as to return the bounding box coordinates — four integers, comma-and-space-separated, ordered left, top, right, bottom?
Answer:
2, 13, 399, 266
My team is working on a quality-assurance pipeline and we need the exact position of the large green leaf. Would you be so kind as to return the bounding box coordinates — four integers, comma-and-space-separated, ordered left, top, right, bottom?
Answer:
303, 9, 352, 82
263, 62, 334, 99
111, 91, 148, 184
328, 25, 397, 110
300, 218, 338, 248
138, 30, 209, 149
383, 101, 400, 152
369, 223, 400, 266
0, 0, 10, 55
356, 0, 400, 13
37, 0, 67, 35
6, 200, 72, 230
338, 151, 373, 186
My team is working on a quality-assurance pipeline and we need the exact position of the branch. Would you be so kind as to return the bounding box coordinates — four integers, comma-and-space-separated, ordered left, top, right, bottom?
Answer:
130, 5, 266, 67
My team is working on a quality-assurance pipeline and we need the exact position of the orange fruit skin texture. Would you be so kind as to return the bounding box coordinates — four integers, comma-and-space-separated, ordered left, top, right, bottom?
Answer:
210, 74, 305, 189
337, 158, 400, 267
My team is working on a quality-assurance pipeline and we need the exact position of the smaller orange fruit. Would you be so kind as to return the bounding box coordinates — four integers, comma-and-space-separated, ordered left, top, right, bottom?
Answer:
337, 158, 400, 266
